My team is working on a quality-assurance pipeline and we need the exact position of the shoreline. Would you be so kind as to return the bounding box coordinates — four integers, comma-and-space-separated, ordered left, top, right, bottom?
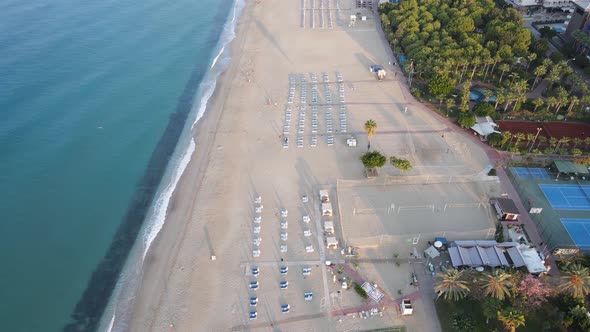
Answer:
128, 0, 495, 330
127, 0, 253, 330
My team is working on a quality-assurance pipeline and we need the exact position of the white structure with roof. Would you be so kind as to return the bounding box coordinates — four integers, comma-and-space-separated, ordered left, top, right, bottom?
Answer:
448, 240, 547, 274
471, 116, 500, 139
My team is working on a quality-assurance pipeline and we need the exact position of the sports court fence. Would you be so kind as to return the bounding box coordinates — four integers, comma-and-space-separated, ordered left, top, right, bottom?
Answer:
505, 166, 579, 252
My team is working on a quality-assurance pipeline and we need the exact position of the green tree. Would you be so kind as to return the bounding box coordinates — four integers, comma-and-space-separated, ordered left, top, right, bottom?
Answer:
360, 151, 387, 169
558, 263, 590, 298
457, 112, 476, 128
451, 314, 474, 332
390, 156, 412, 172
498, 63, 510, 83
514, 133, 526, 147
539, 26, 557, 39
473, 101, 494, 116
434, 269, 470, 301
566, 305, 590, 330
428, 74, 455, 104
553, 86, 569, 115
481, 270, 512, 301
497, 309, 525, 332
364, 119, 377, 147
459, 81, 472, 112
445, 98, 455, 116
532, 64, 547, 89
487, 132, 504, 147
494, 87, 506, 109
532, 98, 544, 112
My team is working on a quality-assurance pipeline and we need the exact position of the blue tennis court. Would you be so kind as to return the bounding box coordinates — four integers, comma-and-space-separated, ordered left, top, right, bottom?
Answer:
511, 167, 551, 179
561, 218, 590, 249
540, 184, 590, 211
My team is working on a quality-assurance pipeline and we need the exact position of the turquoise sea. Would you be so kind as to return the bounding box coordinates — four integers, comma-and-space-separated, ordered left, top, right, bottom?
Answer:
0, 0, 239, 330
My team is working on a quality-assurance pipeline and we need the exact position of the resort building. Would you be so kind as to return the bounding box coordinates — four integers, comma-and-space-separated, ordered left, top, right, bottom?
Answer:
448, 240, 547, 274
490, 197, 521, 221
471, 116, 501, 140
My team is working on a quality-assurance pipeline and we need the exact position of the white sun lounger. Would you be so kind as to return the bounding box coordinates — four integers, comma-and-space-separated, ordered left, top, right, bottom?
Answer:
254, 216, 261, 224
253, 238, 261, 246
306, 245, 314, 253
253, 249, 261, 257
253, 226, 261, 234
280, 244, 288, 253
281, 209, 288, 217
304, 229, 312, 237
280, 232, 288, 241
281, 221, 288, 229
302, 267, 311, 276
302, 215, 310, 223
255, 204, 263, 213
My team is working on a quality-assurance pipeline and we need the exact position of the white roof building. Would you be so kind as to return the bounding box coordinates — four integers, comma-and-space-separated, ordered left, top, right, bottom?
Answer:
448, 240, 547, 274
471, 116, 500, 138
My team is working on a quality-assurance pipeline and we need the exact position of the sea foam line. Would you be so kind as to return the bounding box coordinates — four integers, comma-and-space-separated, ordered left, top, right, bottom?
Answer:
104, 1, 245, 331
142, 0, 245, 260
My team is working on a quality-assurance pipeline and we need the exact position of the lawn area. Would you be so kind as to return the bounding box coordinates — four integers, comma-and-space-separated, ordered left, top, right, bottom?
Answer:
435, 298, 561, 332
435, 298, 495, 332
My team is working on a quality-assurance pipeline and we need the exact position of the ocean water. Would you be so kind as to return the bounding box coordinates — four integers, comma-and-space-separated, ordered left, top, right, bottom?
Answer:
0, 0, 238, 331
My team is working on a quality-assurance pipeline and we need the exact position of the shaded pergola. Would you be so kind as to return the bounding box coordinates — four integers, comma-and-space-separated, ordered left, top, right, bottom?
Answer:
552, 161, 589, 179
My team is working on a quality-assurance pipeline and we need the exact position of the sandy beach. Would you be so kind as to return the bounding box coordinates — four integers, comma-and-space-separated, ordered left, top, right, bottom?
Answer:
129, 0, 497, 331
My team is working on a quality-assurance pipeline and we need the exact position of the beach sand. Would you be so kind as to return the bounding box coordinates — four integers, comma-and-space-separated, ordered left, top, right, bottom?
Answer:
129, 0, 495, 331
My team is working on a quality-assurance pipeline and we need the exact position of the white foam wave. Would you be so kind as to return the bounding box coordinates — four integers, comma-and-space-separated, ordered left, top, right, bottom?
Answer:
105, 314, 115, 332
102, 0, 246, 330
144, 0, 244, 258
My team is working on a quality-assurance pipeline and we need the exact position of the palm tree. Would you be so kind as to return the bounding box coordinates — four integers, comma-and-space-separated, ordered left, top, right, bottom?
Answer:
445, 98, 455, 117
498, 63, 510, 83
483, 89, 493, 102
557, 137, 571, 151
554, 87, 569, 115
494, 87, 506, 110
532, 98, 544, 112
536, 136, 547, 150
481, 270, 513, 301
532, 64, 546, 89
558, 263, 590, 298
526, 53, 537, 70
545, 96, 557, 113
526, 133, 536, 148
515, 133, 526, 147
434, 269, 470, 301
364, 119, 377, 149
502, 131, 512, 149
497, 309, 526, 332
509, 72, 520, 87
549, 137, 558, 151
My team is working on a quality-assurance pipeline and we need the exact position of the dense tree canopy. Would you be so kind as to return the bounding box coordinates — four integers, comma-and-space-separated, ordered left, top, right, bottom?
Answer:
379, 0, 531, 81
360, 151, 387, 169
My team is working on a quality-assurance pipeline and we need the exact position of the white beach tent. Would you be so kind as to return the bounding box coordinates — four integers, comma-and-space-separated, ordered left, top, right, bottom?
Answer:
322, 203, 333, 216
324, 221, 334, 233
326, 237, 338, 249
